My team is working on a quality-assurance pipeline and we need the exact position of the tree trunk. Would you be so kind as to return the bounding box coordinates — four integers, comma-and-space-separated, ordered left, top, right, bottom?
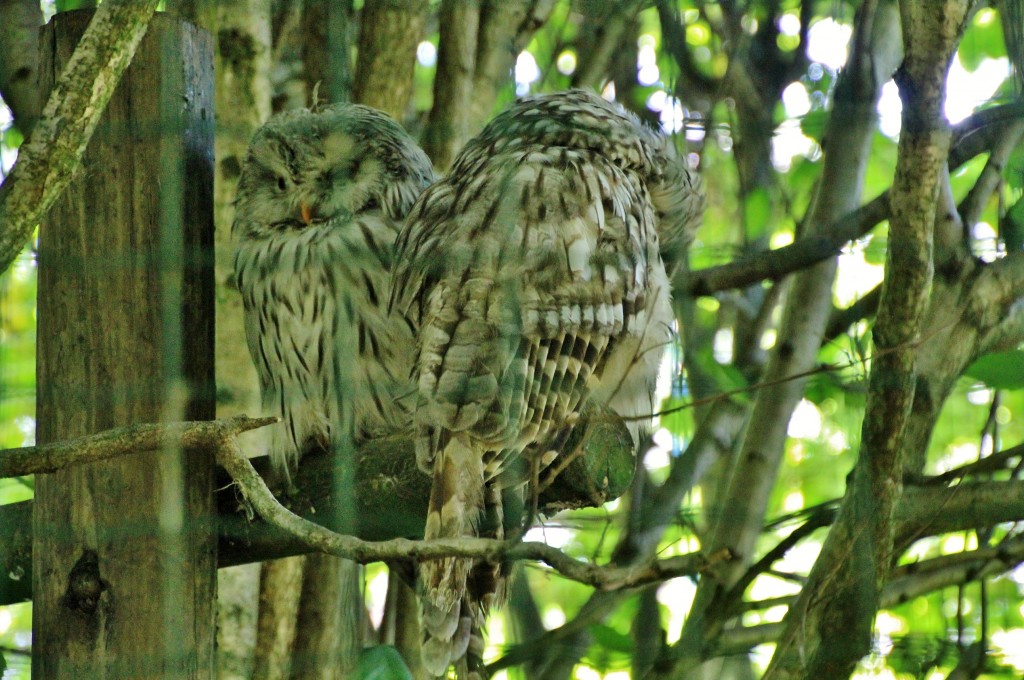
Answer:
352, 0, 428, 122
32, 10, 215, 678
422, 0, 480, 170
216, 564, 261, 680
290, 554, 362, 679
301, 0, 354, 105
253, 556, 305, 680
0, 0, 42, 135
382, 572, 427, 679
209, 4, 273, 674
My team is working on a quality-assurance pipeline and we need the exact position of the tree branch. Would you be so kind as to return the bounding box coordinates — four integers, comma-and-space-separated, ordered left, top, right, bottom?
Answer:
712, 534, 1024, 657
487, 477, 1024, 672
675, 3, 902, 674
467, 0, 554, 131
825, 284, 881, 341
0, 405, 654, 604
684, 97, 1021, 299
570, 0, 645, 89
766, 6, 977, 673
684, 192, 891, 296
655, 0, 718, 99
959, 117, 1024, 229
0, 1, 160, 275
215, 434, 729, 588
949, 99, 1024, 168
923, 442, 1024, 485
0, 415, 275, 478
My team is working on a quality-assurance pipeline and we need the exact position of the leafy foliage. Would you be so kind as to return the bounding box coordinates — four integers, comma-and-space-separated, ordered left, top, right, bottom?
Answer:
3, 1, 1024, 678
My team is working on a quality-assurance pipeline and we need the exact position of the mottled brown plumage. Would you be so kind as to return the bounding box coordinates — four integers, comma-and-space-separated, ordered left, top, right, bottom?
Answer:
233, 103, 434, 477
390, 89, 703, 676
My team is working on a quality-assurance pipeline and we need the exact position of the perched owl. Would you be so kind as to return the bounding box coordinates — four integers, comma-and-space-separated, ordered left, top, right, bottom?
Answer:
390, 89, 704, 675
233, 104, 434, 478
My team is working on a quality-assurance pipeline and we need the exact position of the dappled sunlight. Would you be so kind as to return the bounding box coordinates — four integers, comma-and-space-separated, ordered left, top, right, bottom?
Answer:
415, 41, 436, 68
835, 247, 886, 307
542, 606, 566, 629
807, 18, 852, 70
945, 54, 1009, 124
787, 399, 822, 439
524, 524, 576, 551
556, 51, 577, 76
364, 565, 389, 629
933, 441, 981, 475
515, 51, 540, 95
991, 629, 1024, 673
657, 578, 696, 644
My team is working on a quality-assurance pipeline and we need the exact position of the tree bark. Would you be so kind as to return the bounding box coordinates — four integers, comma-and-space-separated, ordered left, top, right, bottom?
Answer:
352, 0, 428, 122
211, 0, 271, 425
571, 0, 645, 90
209, 4, 274, 675
467, 0, 553, 131
0, 0, 42, 135
382, 573, 427, 679
216, 564, 261, 680
32, 10, 215, 678
0, 0, 160, 276
253, 556, 305, 680
290, 555, 362, 679
422, 0, 480, 170
301, 0, 354, 105
764, 2, 976, 677
673, 2, 903, 673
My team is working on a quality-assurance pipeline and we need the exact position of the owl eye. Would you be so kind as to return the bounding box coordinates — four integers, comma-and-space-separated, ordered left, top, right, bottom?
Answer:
276, 176, 287, 191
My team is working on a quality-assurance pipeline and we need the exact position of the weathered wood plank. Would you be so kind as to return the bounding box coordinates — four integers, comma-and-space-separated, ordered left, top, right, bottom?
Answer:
32, 10, 215, 678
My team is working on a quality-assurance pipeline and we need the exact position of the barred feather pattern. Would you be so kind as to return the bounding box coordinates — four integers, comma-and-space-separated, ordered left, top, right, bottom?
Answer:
233, 104, 434, 477
390, 90, 703, 676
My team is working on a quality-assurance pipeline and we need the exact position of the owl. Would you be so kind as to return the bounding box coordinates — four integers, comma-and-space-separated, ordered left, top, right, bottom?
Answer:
233, 103, 434, 478
390, 89, 704, 675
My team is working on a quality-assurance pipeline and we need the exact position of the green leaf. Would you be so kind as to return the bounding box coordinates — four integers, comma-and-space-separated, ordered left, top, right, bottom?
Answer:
355, 646, 413, 680
3, 126, 23, 150
1007, 141, 1024, 192
958, 10, 1006, 71
798, 109, 829, 143
1003, 195, 1024, 252
965, 350, 1024, 389
743, 188, 773, 238
692, 347, 750, 398
55, 0, 97, 11
863, 233, 887, 265
589, 623, 634, 654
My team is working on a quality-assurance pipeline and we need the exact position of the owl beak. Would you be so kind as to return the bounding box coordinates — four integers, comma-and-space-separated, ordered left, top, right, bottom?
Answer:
300, 202, 313, 225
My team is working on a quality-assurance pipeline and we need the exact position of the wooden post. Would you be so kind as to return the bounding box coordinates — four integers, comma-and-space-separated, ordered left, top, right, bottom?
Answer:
32, 10, 215, 678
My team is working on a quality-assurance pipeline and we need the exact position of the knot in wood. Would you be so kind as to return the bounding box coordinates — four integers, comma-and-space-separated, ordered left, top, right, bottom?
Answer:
62, 549, 108, 615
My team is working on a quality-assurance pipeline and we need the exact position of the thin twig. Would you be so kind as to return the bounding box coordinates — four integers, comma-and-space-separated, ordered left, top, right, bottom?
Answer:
641, 320, 957, 421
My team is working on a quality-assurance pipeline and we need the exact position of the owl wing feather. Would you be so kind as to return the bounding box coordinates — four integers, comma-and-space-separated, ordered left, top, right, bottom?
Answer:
395, 91, 686, 676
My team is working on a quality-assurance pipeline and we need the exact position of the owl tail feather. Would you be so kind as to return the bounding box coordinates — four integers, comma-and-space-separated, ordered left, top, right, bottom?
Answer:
420, 436, 485, 677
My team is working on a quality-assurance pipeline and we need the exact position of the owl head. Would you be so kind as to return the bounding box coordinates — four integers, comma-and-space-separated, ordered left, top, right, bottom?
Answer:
233, 104, 434, 235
